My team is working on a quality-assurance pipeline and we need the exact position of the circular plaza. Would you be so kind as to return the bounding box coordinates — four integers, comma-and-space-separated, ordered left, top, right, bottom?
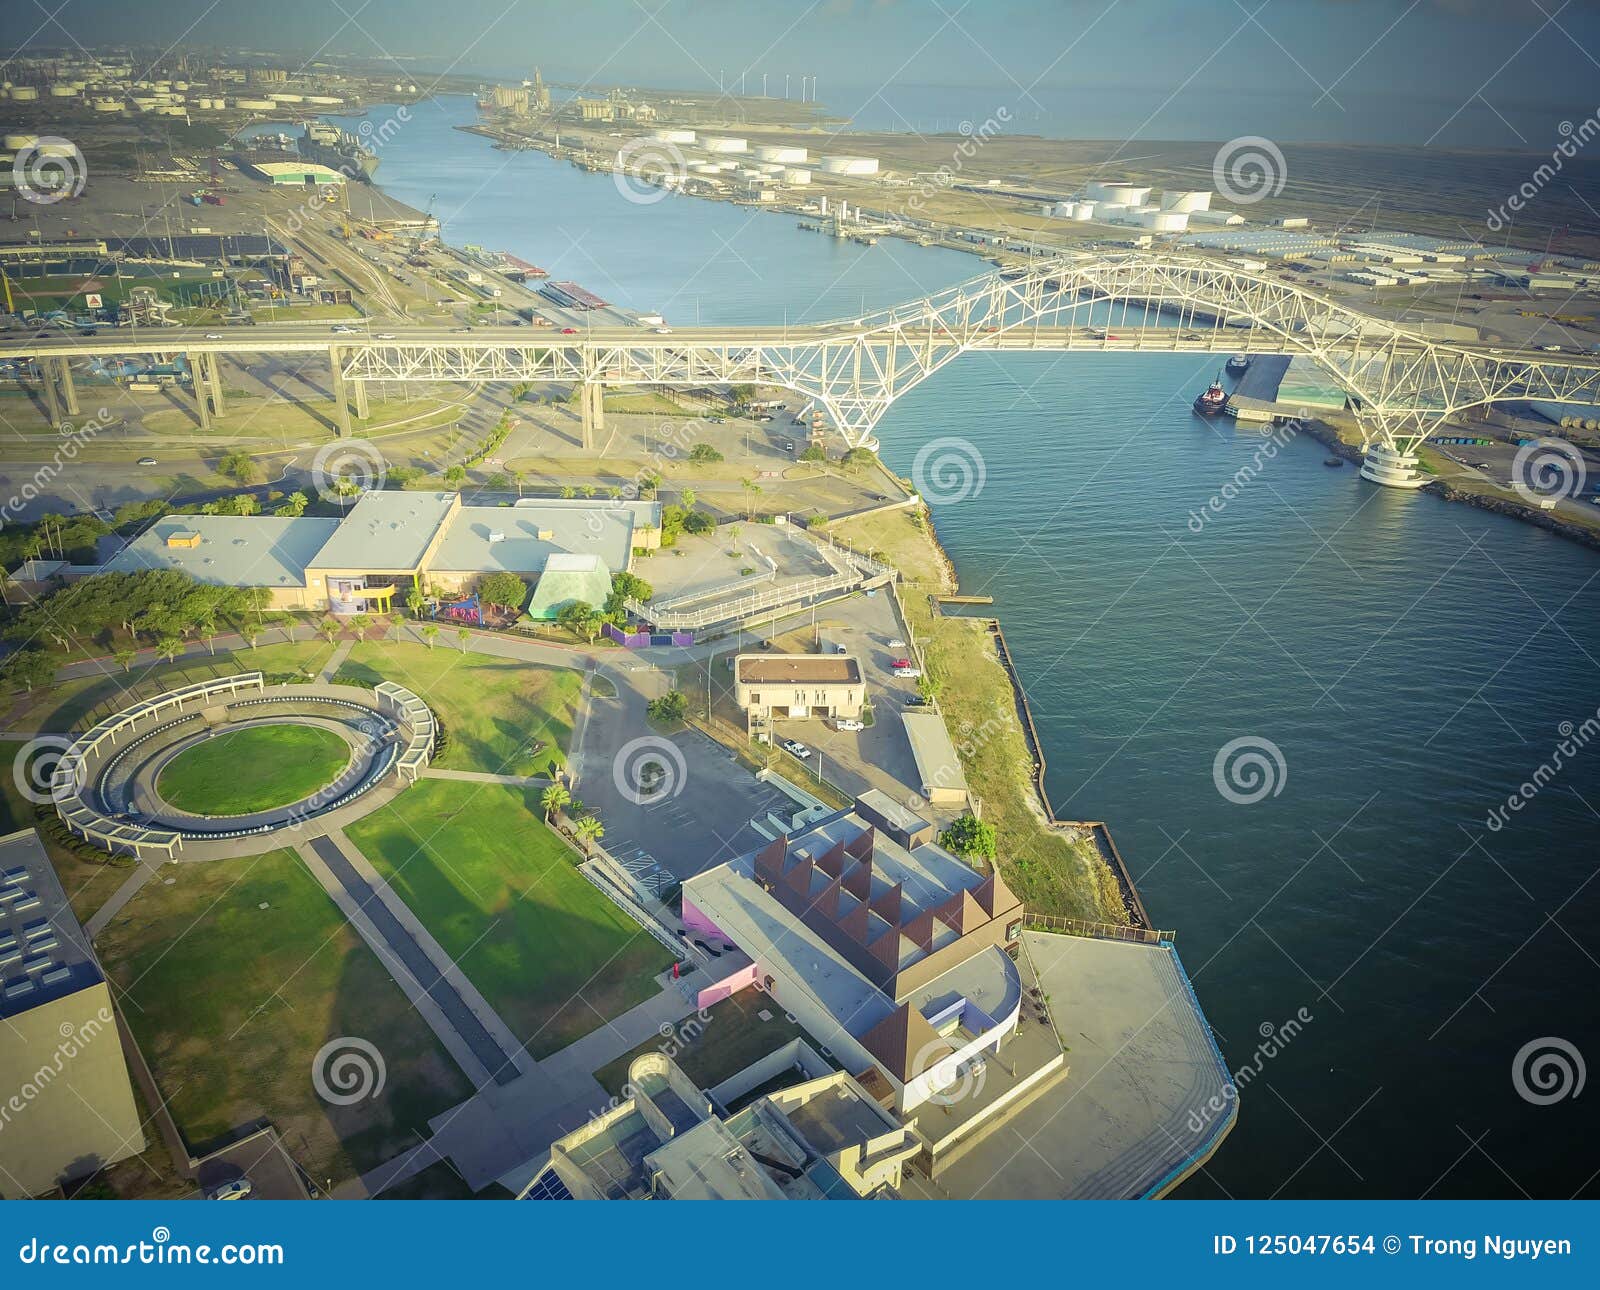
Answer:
50, 673, 436, 861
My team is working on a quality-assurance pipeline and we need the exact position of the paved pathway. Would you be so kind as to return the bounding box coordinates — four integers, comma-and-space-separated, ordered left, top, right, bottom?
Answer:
317, 639, 353, 681
296, 832, 533, 1088
84, 860, 164, 938
536, 976, 700, 1087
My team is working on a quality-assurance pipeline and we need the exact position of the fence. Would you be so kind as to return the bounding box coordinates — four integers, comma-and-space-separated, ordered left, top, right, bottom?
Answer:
1024, 913, 1176, 945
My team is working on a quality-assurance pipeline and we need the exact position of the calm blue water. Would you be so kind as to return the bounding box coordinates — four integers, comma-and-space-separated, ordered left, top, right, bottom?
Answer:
354, 97, 1600, 1198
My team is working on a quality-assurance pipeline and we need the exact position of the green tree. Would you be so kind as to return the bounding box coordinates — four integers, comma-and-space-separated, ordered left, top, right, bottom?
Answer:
689, 443, 722, 464
422, 624, 440, 650
280, 491, 309, 517
540, 783, 571, 824
405, 586, 425, 618
679, 487, 696, 511
155, 635, 183, 663
800, 444, 827, 463
646, 689, 688, 724
479, 571, 528, 614
556, 600, 598, 643
349, 613, 372, 642
573, 814, 605, 854
0, 649, 55, 693
445, 464, 467, 487
940, 814, 996, 862
216, 450, 261, 485
320, 616, 341, 643
457, 626, 472, 653
114, 648, 137, 673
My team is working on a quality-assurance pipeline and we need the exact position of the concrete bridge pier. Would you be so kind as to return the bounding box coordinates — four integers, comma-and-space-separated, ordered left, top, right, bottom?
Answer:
328, 346, 352, 438
186, 352, 224, 428
352, 377, 370, 421
206, 352, 225, 417
37, 357, 78, 428
579, 381, 604, 451
1354, 411, 1431, 490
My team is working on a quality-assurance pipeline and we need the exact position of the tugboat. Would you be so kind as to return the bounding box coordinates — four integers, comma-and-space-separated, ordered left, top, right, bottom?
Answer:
1193, 372, 1228, 416
1226, 353, 1251, 375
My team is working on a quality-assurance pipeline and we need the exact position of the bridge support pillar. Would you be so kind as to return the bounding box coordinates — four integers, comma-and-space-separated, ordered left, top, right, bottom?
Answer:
352, 377, 370, 421
40, 360, 62, 428
1358, 445, 1427, 489
185, 352, 212, 430
328, 346, 352, 438
579, 381, 604, 451
206, 352, 225, 417
56, 358, 80, 418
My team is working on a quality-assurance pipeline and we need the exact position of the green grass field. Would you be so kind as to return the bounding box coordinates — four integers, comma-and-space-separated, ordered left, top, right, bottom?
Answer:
345, 778, 673, 1058
96, 849, 473, 1185
157, 724, 351, 815
338, 642, 583, 776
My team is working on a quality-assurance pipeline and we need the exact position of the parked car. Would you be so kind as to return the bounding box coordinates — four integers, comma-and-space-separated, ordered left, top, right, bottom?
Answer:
893, 667, 922, 679
890, 658, 912, 670
886, 638, 906, 648
756, 413, 775, 422
832, 719, 865, 732
779, 739, 813, 759
137, 456, 158, 466
205, 1178, 253, 1201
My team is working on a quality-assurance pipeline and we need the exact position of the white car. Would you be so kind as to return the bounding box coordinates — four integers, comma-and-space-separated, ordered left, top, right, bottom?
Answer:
654, 325, 673, 334
893, 667, 922, 679
331, 325, 355, 334
137, 456, 158, 466
204, 332, 222, 339
377, 332, 397, 339
833, 719, 865, 732
886, 638, 906, 648
779, 739, 813, 759
205, 1178, 252, 1200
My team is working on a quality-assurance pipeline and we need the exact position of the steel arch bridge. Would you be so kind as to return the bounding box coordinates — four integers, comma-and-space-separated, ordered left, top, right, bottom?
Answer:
8, 251, 1599, 488
334, 251, 1600, 486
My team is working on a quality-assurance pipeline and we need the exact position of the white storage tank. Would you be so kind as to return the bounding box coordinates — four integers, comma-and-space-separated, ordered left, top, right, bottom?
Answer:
49, 85, 80, 97
1071, 201, 1095, 220
1141, 210, 1189, 232
652, 128, 696, 144
306, 95, 344, 106
821, 154, 879, 175
1048, 201, 1076, 218
782, 167, 811, 184
269, 92, 303, 103
703, 136, 747, 153
1085, 180, 1149, 205
9, 86, 39, 102
92, 98, 122, 112
5, 133, 39, 151
234, 98, 275, 110
1160, 189, 1212, 212
754, 144, 807, 163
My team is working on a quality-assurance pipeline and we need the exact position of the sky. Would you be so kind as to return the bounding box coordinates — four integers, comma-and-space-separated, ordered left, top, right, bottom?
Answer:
3, 0, 1600, 147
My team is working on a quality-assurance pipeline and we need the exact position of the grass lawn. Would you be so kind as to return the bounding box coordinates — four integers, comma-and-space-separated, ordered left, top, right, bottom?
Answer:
591, 990, 811, 1097
338, 641, 583, 777
96, 849, 473, 1186
345, 778, 673, 1059
158, 725, 351, 815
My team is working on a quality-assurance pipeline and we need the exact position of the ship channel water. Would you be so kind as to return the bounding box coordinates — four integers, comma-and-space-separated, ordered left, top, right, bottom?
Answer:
340, 95, 1600, 1198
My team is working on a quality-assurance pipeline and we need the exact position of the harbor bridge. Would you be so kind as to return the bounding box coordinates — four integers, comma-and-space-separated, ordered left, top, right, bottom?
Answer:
8, 251, 1600, 489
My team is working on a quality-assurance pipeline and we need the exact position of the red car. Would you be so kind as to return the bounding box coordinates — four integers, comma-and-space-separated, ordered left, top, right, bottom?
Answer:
890, 658, 912, 670
560, 327, 578, 334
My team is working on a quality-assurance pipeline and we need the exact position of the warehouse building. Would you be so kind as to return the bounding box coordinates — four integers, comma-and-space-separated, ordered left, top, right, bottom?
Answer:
0, 829, 145, 1198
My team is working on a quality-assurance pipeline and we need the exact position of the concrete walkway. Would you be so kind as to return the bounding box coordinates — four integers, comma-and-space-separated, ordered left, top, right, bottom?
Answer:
317, 639, 353, 682
536, 975, 700, 1086
296, 831, 536, 1088
84, 859, 164, 938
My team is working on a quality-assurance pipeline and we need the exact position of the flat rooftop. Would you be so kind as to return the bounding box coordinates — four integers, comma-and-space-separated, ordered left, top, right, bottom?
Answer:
902, 711, 970, 796
104, 516, 341, 589
307, 490, 457, 573
0, 829, 100, 1020
432, 504, 634, 576
736, 654, 862, 685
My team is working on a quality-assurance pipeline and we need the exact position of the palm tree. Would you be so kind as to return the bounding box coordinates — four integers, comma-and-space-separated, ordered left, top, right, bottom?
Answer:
421, 624, 440, 650
573, 815, 604, 854
457, 626, 471, 653
349, 613, 372, 642
406, 587, 425, 618
540, 783, 571, 824
319, 616, 341, 643
679, 487, 696, 511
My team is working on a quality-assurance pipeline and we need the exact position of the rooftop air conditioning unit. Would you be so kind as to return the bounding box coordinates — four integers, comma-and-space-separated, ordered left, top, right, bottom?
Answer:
488, 531, 505, 543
